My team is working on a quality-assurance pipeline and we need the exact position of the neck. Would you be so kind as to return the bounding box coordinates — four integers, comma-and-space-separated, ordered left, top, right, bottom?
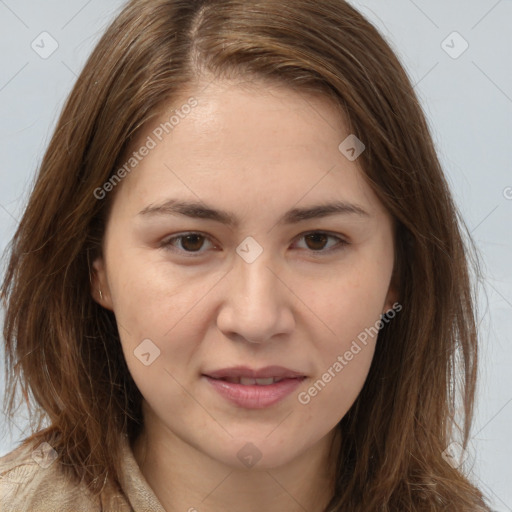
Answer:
132, 408, 340, 512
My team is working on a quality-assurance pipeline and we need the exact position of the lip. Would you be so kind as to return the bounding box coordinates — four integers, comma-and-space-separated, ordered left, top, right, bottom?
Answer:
204, 365, 306, 380
203, 375, 305, 409
202, 366, 307, 409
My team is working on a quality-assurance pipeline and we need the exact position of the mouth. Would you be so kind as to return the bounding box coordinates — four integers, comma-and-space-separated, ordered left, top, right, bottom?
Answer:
208, 376, 296, 385
203, 364, 306, 381
202, 366, 307, 409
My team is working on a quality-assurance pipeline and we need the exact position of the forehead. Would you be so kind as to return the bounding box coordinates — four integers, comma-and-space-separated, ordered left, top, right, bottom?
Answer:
112, 79, 384, 219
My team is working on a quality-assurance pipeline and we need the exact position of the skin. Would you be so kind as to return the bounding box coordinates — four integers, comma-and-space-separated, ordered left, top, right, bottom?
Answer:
92, 77, 397, 512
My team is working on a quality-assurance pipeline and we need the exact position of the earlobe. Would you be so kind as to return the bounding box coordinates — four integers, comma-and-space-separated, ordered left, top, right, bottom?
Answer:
383, 294, 399, 316
90, 257, 113, 310
383, 277, 400, 315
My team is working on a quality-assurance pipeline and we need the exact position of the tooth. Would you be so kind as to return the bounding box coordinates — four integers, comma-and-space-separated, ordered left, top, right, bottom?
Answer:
255, 378, 275, 385
223, 377, 286, 385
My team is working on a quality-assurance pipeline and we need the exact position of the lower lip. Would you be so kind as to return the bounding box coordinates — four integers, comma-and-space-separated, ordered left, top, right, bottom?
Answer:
203, 376, 305, 409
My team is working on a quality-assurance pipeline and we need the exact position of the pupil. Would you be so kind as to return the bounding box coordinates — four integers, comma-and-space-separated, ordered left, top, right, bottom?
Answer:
182, 234, 203, 251
306, 233, 327, 250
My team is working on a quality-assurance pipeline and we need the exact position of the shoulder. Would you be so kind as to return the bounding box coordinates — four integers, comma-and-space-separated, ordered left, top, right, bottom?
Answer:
0, 440, 101, 512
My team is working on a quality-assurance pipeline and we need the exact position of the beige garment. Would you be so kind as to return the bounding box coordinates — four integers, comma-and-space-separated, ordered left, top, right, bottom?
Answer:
0, 435, 166, 512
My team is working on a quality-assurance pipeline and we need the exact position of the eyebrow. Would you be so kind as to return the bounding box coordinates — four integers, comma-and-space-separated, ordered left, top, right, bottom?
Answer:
138, 198, 370, 227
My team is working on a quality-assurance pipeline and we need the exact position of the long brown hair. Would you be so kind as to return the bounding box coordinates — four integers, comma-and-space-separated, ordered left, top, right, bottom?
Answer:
1, 0, 489, 509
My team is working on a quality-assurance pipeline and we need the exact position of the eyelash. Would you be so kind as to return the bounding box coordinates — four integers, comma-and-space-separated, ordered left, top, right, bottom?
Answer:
160, 231, 349, 257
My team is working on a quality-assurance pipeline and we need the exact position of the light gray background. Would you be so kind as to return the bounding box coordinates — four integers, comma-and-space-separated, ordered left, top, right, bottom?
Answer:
0, 0, 511, 509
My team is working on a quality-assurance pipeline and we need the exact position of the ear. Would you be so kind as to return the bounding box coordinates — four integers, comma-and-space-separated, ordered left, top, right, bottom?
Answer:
382, 269, 400, 315
90, 256, 114, 311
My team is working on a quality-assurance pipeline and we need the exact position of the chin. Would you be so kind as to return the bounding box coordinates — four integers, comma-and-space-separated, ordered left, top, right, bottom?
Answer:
203, 434, 308, 471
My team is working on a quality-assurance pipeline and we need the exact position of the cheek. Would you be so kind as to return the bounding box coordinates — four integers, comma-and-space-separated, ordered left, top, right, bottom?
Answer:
292, 256, 390, 415
297, 326, 377, 428
296, 256, 391, 345
105, 250, 231, 398
106, 244, 222, 337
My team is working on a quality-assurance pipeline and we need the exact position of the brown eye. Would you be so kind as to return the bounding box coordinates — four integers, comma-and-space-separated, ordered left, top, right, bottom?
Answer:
304, 233, 329, 251
161, 233, 214, 254
295, 232, 349, 254
179, 234, 205, 252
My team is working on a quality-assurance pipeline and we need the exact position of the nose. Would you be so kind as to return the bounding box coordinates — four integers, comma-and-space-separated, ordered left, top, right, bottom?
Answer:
216, 251, 295, 344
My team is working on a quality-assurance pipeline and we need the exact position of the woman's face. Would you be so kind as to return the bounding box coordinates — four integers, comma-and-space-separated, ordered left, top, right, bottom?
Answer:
92, 78, 397, 469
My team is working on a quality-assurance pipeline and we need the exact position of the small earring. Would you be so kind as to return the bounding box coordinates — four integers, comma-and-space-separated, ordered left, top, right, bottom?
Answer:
99, 289, 103, 301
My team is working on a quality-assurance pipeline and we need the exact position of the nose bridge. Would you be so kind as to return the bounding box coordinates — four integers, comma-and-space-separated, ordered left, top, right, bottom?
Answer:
233, 246, 279, 309
216, 244, 294, 342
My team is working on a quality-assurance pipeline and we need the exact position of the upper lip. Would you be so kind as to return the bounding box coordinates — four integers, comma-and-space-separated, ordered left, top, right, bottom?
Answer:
203, 365, 306, 380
